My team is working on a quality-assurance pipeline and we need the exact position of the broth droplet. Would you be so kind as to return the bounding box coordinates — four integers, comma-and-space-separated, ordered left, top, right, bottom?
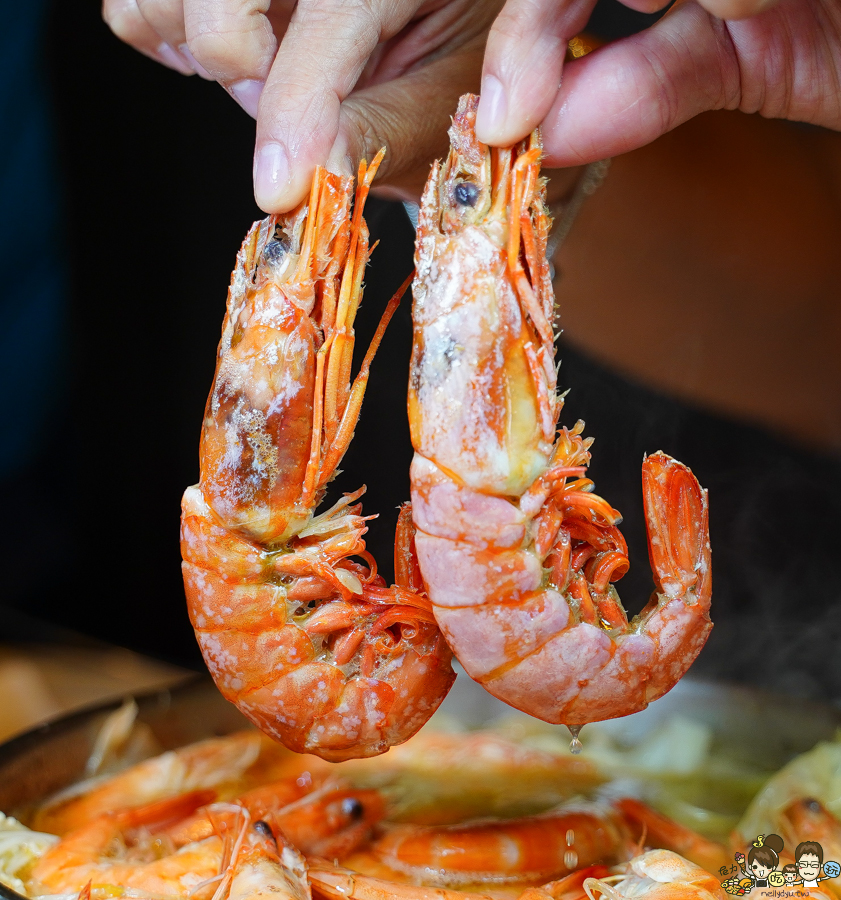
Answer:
568, 724, 583, 754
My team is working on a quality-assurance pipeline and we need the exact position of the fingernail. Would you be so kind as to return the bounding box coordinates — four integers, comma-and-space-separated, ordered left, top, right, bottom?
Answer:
178, 44, 215, 80
229, 79, 264, 119
254, 142, 290, 209
156, 42, 194, 76
475, 74, 507, 141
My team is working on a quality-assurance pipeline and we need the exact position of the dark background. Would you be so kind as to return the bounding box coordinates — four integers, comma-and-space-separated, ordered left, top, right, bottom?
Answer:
2, 0, 840, 703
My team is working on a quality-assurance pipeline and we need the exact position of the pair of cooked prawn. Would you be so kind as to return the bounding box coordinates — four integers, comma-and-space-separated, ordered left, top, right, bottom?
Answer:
181, 94, 712, 761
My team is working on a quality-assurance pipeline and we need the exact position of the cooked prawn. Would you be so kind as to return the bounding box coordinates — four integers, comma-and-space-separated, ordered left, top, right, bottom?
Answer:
181, 153, 455, 761
227, 822, 311, 900
368, 801, 630, 886
779, 799, 841, 897
408, 94, 712, 728
28, 791, 226, 897
736, 735, 841, 872
32, 730, 302, 837
584, 850, 726, 900
27, 792, 313, 900
163, 779, 385, 859
309, 860, 609, 900
310, 861, 491, 900
335, 728, 603, 825
613, 799, 729, 875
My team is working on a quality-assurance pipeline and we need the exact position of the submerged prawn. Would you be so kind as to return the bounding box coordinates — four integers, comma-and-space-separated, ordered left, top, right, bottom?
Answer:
584, 850, 726, 900
309, 850, 727, 900
364, 800, 630, 886
181, 153, 455, 761
779, 799, 841, 897
310, 859, 610, 900
163, 779, 385, 860
27, 792, 311, 900
310, 850, 723, 900
409, 94, 712, 728
31, 730, 300, 836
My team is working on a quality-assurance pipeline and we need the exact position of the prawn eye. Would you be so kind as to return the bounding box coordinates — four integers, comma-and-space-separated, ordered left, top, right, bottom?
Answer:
341, 797, 364, 820
254, 820, 276, 844
264, 236, 290, 265
453, 181, 480, 207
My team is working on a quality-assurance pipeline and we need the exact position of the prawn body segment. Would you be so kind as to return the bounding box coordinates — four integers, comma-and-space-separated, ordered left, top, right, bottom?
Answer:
370, 803, 630, 886
409, 95, 712, 727
183, 157, 454, 762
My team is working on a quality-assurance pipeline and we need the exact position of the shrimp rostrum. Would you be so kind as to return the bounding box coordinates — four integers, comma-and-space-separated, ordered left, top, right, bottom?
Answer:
409, 94, 712, 727
181, 152, 455, 761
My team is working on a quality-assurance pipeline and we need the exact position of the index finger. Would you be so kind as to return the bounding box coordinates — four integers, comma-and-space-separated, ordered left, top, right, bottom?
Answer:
252, 0, 425, 212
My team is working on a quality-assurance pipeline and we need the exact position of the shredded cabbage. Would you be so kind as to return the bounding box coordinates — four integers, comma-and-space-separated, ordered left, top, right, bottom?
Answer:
85, 698, 139, 777
492, 713, 770, 840
736, 732, 841, 841
0, 812, 58, 896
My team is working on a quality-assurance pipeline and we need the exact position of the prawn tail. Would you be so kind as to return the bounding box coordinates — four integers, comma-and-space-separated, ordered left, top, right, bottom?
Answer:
638, 452, 712, 704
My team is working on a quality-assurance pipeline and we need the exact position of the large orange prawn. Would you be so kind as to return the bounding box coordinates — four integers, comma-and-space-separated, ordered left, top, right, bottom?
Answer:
181, 153, 455, 762
409, 94, 712, 729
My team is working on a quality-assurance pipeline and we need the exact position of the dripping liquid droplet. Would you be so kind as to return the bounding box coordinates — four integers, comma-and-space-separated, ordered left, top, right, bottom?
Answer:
568, 724, 583, 755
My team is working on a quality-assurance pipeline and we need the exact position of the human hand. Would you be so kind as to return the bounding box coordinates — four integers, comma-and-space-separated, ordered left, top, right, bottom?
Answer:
475, 0, 841, 166
103, 0, 501, 211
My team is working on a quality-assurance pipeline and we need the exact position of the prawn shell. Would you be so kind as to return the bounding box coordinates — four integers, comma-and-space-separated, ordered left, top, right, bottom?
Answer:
182, 160, 455, 762
409, 94, 712, 728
